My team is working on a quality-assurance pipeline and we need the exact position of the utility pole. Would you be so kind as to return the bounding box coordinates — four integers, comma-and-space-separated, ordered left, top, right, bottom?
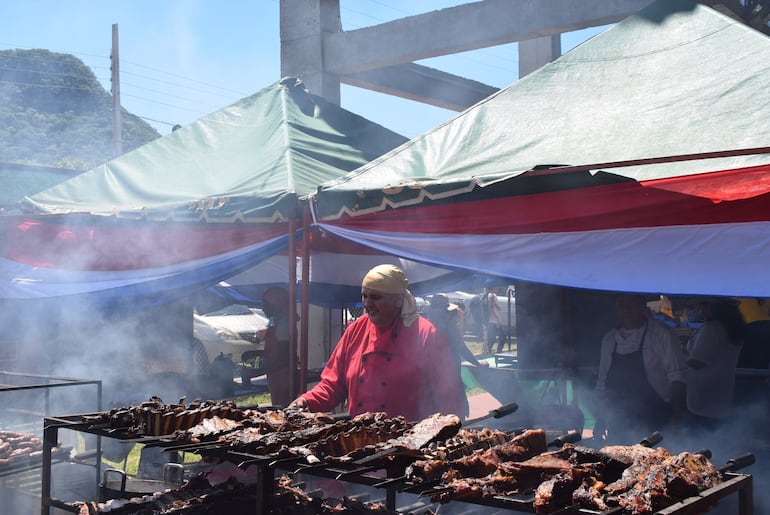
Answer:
111, 23, 122, 157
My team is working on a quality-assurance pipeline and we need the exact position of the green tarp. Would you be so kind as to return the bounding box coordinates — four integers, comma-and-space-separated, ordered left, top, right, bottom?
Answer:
0, 163, 82, 211
22, 77, 407, 222
315, 0, 770, 219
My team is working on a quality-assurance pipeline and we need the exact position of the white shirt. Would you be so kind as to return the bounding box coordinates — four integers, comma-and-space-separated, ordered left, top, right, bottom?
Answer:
487, 293, 502, 326
596, 319, 687, 402
686, 320, 741, 419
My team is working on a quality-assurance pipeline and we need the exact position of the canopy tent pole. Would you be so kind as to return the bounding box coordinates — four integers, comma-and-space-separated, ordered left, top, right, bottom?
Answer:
287, 213, 298, 403
525, 145, 770, 177
299, 204, 311, 394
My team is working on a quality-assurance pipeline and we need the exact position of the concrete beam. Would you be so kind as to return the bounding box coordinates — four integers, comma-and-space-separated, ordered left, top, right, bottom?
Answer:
342, 63, 500, 112
280, 0, 342, 103
324, 0, 651, 75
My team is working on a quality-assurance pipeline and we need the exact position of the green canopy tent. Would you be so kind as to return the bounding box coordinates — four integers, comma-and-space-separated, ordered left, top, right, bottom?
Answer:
0, 162, 83, 212
3, 77, 412, 397
8, 77, 411, 302
314, 0, 770, 220
23, 77, 407, 223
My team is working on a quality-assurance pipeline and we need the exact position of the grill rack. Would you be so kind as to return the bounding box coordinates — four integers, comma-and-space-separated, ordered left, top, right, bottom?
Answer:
40, 411, 755, 515
220, 443, 755, 515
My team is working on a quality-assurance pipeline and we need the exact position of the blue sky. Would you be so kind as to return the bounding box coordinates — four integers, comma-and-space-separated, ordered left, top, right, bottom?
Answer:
1, 1, 606, 139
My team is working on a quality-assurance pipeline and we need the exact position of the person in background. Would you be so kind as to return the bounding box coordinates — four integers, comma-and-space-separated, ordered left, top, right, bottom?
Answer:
486, 286, 506, 354
736, 297, 770, 369
594, 294, 687, 443
685, 297, 744, 430
426, 293, 489, 417
261, 286, 297, 407
288, 264, 466, 421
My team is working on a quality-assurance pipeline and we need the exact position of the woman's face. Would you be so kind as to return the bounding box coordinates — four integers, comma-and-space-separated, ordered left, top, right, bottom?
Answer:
361, 287, 403, 328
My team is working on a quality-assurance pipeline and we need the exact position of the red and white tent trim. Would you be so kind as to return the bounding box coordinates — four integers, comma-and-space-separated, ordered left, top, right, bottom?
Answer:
314, 163, 770, 297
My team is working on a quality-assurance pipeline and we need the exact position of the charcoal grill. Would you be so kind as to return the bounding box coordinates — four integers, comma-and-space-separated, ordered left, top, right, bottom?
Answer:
41, 406, 757, 515
217, 445, 753, 515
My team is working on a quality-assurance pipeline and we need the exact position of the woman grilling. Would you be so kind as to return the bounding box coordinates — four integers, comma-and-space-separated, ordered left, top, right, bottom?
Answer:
287, 264, 466, 421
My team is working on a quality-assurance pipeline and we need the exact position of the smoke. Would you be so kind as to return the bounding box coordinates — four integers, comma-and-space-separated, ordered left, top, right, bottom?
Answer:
4, 295, 195, 399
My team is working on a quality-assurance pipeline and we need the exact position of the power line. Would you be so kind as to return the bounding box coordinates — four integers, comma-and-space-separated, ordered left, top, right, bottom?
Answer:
120, 59, 248, 97
135, 115, 178, 127
120, 80, 226, 109
120, 91, 209, 114
0, 43, 244, 129
120, 69, 241, 102
0, 40, 249, 99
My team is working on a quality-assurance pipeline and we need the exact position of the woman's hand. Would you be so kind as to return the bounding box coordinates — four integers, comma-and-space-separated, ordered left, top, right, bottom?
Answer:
287, 396, 308, 410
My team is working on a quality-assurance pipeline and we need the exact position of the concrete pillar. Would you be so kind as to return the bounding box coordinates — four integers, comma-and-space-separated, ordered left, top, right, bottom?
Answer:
280, 0, 342, 104
518, 35, 562, 78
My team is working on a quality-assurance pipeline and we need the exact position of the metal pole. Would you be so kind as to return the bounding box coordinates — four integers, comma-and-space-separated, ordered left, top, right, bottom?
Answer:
299, 205, 311, 393
288, 214, 297, 401
525, 145, 770, 177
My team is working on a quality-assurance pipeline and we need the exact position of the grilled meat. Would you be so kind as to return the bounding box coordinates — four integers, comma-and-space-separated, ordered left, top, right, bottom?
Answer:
572, 476, 609, 511
407, 429, 547, 484
87, 398, 246, 437
0, 430, 65, 468
493, 428, 548, 462
599, 444, 667, 466
515, 444, 579, 475
323, 413, 460, 465
196, 412, 412, 462
406, 427, 512, 481
300, 416, 412, 462
422, 427, 510, 461
604, 447, 673, 496
534, 468, 589, 514
664, 451, 721, 497
176, 407, 342, 446
608, 451, 722, 515
185, 415, 242, 440
432, 467, 523, 503
392, 412, 462, 449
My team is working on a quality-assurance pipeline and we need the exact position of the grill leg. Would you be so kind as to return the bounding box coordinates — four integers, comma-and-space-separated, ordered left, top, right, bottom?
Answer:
739, 474, 753, 515
386, 487, 396, 511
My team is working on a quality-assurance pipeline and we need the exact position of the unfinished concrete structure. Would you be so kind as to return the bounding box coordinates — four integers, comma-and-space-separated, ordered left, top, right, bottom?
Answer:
280, 0, 651, 110
279, 0, 768, 112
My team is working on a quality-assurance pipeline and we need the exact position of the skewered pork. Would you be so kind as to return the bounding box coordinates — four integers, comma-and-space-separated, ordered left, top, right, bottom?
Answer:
311, 413, 460, 465
408, 428, 547, 484
0, 430, 66, 468
296, 415, 412, 462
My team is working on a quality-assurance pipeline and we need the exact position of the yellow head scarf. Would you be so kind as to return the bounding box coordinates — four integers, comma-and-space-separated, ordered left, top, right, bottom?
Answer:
362, 264, 418, 327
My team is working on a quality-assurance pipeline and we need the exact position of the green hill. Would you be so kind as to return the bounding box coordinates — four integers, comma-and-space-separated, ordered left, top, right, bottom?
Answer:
0, 48, 160, 170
